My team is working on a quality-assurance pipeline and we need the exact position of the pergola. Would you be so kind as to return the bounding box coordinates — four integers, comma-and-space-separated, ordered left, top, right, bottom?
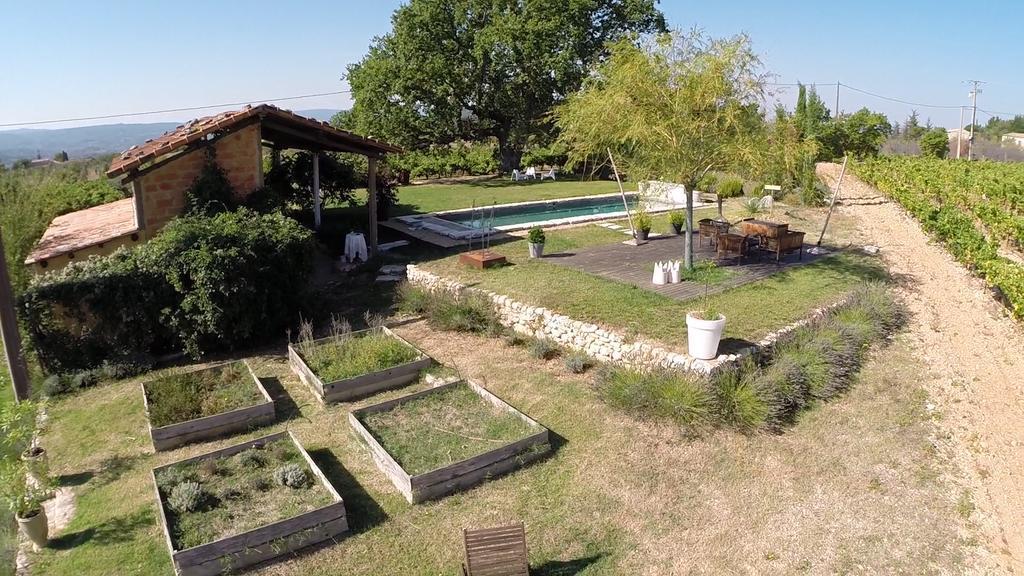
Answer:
106, 104, 402, 253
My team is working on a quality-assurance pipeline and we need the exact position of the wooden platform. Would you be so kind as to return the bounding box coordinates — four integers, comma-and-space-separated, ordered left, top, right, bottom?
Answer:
547, 232, 831, 302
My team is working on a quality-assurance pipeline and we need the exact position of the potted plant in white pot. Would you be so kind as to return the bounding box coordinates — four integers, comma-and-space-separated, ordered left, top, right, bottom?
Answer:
685, 260, 726, 360
633, 208, 652, 241
527, 227, 546, 258
668, 210, 685, 235
1, 459, 53, 551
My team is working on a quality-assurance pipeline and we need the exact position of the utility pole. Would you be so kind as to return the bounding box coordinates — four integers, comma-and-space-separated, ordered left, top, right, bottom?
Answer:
957, 106, 964, 159
834, 82, 840, 118
967, 80, 985, 161
0, 233, 31, 402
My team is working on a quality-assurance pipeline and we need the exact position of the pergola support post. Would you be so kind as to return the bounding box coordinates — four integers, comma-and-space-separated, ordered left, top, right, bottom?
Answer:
367, 157, 379, 256
312, 151, 321, 230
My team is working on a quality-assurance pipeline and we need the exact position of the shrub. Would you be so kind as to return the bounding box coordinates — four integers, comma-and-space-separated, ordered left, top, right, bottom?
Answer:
717, 177, 744, 199
168, 481, 207, 513
599, 367, 712, 427
156, 468, 198, 492
633, 208, 652, 232
184, 149, 237, 215
396, 282, 431, 315
425, 292, 502, 335
563, 351, 592, 374
235, 449, 267, 470
919, 129, 949, 159
273, 464, 310, 489
711, 361, 769, 431
21, 208, 315, 371
527, 227, 545, 244
526, 338, 560, 360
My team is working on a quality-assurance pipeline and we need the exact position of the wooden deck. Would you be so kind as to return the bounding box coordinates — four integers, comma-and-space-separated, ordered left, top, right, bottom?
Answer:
546, 232, 830, 302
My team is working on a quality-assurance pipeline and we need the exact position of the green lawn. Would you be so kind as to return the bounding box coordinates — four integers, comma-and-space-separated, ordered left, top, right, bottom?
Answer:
335, 178, 624, 217
419, 225, 886, 349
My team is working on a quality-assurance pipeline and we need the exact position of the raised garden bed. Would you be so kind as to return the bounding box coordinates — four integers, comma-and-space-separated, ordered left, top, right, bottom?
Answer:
288, 326, 431, 403
152, 431, 347, 576
142, 360, 274, 452
349, 379, 550, 504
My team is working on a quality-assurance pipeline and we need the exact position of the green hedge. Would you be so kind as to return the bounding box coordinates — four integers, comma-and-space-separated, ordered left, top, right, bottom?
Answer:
21, 209, 314, 373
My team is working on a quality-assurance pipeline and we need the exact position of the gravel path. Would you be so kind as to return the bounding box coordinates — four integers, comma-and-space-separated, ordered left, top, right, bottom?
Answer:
818, 162, 1024, 574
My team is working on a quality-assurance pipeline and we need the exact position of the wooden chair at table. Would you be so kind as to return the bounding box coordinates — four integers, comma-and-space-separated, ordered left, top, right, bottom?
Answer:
716, 232, 751, 264
462, 523, 530, 576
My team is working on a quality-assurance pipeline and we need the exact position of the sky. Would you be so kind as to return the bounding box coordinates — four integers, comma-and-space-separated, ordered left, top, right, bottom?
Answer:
1, 0, 1021, 131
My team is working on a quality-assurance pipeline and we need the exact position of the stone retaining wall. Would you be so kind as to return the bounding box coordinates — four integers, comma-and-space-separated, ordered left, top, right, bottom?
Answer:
407, 264, 851, 374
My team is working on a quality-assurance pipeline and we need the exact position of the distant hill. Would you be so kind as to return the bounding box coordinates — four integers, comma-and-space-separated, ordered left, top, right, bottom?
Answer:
0, 108, 341, 165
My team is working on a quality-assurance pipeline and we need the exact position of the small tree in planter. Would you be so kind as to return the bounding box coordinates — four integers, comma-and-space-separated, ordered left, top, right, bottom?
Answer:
715, 177, 744, 221
668, 210, 685, 235
527, 227, 546, 258
0, 459, 54, 551
0, 401, 47, 484
685, 260, 726, 360
633, 208, 653, 241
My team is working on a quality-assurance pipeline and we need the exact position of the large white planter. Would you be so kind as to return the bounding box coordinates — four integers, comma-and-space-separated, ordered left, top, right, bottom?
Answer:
686, 312, 726, 360
17, 507, 48, 551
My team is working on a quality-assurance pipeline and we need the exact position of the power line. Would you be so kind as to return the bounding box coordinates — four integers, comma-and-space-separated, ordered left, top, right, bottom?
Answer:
0, 90, 350, 128
838, 83, 962, 110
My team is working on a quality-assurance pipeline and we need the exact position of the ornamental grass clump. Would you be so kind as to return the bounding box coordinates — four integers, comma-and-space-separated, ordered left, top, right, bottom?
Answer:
563, 351, 592, 374
598, 367, 712, 428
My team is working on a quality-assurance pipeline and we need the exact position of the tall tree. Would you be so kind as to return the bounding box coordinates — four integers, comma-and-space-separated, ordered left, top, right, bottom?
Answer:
555, 31, 766, 269
345, 0, 666, 171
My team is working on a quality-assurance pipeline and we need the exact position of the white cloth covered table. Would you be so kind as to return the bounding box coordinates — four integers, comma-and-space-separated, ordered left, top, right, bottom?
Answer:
344, 232, 368, 262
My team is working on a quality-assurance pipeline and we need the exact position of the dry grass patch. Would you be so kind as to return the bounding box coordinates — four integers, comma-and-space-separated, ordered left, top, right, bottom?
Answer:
359, 382, 540, 475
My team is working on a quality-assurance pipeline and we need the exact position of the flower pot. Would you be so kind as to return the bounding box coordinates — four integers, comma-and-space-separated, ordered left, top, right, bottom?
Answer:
636, 229, 650, 241
671, 223, 682, 235
686, 312, 726, 360
21, 446, 48, 488
17, 507, 48, 551
528, 242, 544, 258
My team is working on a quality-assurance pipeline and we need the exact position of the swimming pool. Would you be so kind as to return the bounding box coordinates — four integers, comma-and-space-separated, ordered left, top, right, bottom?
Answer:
437, 193, 641, 230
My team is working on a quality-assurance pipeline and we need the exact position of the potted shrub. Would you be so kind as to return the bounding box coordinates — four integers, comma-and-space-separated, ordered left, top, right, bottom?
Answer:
685, 261, 726, 360
1, 460, 53, 551
716, 177, 745, 220
633, 208, 652, 241
0, 401, 46, 484
527, 226, 546, 258
668, 210, 685, 235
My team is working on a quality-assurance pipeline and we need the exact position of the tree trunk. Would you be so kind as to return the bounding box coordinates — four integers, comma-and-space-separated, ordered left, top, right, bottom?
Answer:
498, 136, 523, 174
717, 198, 724, 220
684, 186, 694, 271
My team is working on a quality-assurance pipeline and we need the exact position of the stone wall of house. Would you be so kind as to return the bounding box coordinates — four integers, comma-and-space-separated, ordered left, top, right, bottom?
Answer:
407, 264, 854, 374
137, 123, 263, 235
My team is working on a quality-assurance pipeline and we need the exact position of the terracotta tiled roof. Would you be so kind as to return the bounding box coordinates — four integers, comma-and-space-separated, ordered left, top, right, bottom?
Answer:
106, 104, 402, 178
25, 198, 138, 264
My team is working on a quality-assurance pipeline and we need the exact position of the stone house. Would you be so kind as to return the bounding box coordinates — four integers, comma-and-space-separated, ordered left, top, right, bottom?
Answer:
25, 104, 400, 273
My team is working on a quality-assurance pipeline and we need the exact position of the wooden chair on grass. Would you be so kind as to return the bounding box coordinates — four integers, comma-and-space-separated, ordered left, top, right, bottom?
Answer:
462, 523, 529, 576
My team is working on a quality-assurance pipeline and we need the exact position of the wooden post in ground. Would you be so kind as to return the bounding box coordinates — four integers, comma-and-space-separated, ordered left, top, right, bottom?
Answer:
816, 155, 848, 248
606, 148, 636, 240
367, 157, 379, 256
0, 233, 30, 402
312, 151, 321, 230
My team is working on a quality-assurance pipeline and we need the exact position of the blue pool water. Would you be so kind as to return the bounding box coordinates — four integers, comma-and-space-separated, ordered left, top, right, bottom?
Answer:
439, 194, 637, 229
